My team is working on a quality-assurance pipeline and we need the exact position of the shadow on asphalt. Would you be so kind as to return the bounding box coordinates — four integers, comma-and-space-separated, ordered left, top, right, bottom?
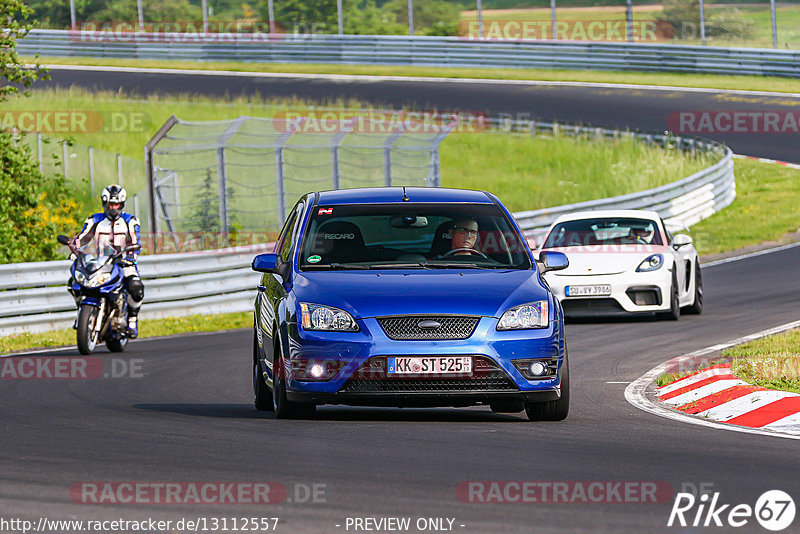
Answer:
133, 403, 530, 422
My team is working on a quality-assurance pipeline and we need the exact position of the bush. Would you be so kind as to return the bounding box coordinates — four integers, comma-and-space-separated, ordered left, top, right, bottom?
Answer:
0, 133, 82, 263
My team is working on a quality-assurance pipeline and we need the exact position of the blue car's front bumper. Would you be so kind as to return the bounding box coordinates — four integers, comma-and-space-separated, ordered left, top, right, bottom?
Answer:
279, 316, 566, 408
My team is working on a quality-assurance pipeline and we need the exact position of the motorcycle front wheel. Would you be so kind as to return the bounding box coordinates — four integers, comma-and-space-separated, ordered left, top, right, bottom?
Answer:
77, 304, 100, 355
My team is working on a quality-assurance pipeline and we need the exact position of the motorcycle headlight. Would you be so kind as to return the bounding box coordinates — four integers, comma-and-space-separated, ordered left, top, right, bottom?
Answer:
85, 272, 110, 288
497, 301, 549, 330
74, 271, 87, 285
636, 254, 664, 272
300, 303, 359, 332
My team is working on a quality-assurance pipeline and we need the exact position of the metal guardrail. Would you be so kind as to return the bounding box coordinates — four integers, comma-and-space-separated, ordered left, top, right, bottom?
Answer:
502, 120, 735, 243
0, 244, 271, 337
19, 30, 800, 77
0, 121, 734, 337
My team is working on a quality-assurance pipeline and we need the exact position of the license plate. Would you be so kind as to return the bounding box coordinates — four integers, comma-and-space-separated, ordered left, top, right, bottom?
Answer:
387, 356, 472, 375
566, 284, 612, 297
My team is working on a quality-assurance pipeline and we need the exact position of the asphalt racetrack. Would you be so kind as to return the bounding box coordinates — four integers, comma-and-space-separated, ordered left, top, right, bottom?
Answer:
3, 68, 800, 533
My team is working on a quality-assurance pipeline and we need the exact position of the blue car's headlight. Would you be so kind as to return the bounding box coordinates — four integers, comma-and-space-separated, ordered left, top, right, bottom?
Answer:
497, 301, 549, 330
300, 303, 359, 332
636, 254, 664, 272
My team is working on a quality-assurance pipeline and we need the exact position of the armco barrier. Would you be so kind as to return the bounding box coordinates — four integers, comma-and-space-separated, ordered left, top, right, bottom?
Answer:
0, 121, 733, 337
505, 121, 735, 243
18, 30, 800, 78
0, 244, 272, 337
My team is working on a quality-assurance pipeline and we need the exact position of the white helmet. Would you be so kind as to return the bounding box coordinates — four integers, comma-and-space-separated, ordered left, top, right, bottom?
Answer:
101, 184, 127, 220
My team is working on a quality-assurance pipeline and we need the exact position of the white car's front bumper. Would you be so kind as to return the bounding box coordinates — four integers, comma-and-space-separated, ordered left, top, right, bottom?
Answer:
545, 268, 673, 316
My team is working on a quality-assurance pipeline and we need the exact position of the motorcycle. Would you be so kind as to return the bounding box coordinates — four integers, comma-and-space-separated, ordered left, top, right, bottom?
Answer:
57, 235, 141, 355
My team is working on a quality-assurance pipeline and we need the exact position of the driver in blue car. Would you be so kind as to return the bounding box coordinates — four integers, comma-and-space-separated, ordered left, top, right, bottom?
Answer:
72, 184, 144, 338
448, 217, 480, 256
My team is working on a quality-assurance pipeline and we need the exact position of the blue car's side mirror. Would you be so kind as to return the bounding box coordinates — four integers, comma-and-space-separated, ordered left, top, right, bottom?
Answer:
252, 253, 281, 273
540, 251, 569, 273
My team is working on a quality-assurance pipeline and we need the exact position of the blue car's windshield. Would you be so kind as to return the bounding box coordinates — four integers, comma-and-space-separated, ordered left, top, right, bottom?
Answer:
298, 203, 532, 270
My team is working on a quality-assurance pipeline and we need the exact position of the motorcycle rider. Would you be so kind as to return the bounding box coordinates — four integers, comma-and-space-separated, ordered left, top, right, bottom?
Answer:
71, 184, 144, 338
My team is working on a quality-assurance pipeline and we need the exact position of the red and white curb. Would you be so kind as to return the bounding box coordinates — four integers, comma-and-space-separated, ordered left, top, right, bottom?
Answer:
626, 318, 800, 440
733, 153, 800, 170
656, 363, 800, 434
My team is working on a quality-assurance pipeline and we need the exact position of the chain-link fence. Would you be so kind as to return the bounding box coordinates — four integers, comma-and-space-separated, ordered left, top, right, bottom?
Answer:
146, 114, 458, 251
21, 133, 150, 232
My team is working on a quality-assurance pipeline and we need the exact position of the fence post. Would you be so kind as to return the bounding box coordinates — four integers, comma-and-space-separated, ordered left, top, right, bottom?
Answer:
37, 133, 43, 173
216, 146, 229, 240
88, 147, 94, 194
275, 148, 286, 223
117, 153, 123, 186
699, 0, 706, 45
62, 141, 68, 179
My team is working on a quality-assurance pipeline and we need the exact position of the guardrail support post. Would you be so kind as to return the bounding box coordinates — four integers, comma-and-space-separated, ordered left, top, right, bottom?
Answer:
770, 0, 778, 48
216, 146, 229, 241
699, 0, 706, 45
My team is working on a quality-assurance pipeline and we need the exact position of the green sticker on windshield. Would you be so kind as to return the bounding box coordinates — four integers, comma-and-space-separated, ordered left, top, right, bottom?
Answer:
307, 255, 322, 264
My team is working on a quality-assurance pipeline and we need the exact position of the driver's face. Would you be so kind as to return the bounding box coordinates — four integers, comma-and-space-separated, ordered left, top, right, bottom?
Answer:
450, 220, 479, 251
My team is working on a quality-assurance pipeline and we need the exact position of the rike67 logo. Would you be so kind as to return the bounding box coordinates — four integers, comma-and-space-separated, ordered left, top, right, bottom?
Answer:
668, 490, 795, 531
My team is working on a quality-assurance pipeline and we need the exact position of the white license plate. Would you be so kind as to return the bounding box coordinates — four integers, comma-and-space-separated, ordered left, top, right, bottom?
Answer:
566, 284, 612, 297
387, 356, 472, 375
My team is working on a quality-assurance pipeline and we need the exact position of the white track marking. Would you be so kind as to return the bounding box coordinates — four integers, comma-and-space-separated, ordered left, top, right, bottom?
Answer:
40, 64, 800, 98
703, 241, 800, 268
764, 412, 800, 432
696, 391, 796, 421
625, 318, 800, 440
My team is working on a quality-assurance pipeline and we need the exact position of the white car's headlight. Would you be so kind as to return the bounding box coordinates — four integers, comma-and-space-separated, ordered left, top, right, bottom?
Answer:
300, 303, 359, 332
497, 301, 549, 330
636, 254, 664, 272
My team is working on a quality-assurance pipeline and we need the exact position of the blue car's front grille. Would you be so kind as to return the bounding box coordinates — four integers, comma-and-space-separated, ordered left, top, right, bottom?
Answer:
338, 356, 518, 393
377, 315, 480, 340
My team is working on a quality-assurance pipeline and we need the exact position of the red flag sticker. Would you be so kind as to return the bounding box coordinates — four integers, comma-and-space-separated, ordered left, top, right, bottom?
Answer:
318, 207, 333, 215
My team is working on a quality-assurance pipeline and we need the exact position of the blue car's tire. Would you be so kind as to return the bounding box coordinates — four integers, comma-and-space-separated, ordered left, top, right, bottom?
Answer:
525, 354, 570, 421
273, 340, 316, 419
253, 332, 274, 412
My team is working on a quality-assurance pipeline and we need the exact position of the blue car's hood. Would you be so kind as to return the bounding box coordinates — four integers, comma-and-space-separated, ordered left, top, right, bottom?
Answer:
292, 269, 547, 318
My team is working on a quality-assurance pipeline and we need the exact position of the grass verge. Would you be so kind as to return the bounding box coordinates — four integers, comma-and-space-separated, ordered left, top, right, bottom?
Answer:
0, 312, 252, 355
6, 87, 715, 214
28, 56, 800, 95
729, 329, 800, 394
689, 159, 800, 255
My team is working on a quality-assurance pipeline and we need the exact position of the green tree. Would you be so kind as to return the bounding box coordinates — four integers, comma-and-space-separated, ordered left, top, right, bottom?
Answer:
1, 0, 44, 99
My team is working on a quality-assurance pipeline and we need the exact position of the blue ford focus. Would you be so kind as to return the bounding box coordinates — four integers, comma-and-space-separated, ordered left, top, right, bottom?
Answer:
251, 187, 570, 421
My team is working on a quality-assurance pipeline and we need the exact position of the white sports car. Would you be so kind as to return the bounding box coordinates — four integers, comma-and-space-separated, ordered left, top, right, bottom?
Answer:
538, 210, 703, 319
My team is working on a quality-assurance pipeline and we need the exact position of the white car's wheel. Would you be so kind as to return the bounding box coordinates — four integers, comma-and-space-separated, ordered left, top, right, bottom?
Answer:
659, 271, 680, 321
683, 259, 703, 315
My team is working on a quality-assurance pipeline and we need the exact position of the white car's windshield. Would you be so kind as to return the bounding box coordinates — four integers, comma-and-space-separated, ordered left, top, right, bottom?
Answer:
299, 203, 532, 270
543, 217, 663, 248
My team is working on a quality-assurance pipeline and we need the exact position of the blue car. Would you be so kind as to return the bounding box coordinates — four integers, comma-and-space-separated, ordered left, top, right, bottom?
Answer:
251, 187, 570, 421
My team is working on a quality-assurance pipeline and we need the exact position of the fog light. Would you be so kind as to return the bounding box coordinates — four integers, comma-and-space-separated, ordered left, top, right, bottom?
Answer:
308, 363, 325, 379
529, 361, 548, 376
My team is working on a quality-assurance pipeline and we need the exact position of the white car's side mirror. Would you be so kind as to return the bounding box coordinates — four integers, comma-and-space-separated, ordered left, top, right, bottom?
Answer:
673, 234, 693, 249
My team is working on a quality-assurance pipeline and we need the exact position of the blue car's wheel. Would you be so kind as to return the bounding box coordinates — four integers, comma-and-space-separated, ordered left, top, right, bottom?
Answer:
525, 353, 570, 421
273, 339, 316, 419
253, 331, 274, 412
